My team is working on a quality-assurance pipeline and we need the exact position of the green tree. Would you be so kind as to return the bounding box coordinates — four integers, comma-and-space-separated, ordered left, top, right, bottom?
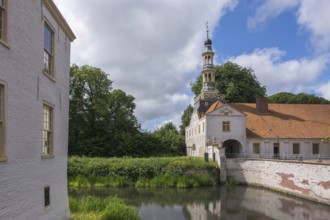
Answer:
268, 92, 330, 104
322, 128, 330, 143
191, 62, 266, 103
69, 64, 140, 156
179, 105, 193, 136
69, 64, 113, 155
154, 122, 185, 156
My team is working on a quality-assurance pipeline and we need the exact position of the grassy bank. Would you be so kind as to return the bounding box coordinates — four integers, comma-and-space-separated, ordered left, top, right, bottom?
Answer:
69, 196, 140, 220
68, 156, 219, 188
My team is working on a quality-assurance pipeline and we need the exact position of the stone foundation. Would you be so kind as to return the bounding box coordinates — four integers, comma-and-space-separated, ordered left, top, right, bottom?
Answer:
226, 158, 330, 205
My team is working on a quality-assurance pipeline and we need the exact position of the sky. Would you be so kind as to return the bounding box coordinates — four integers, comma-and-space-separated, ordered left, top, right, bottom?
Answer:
54, 0, 330, 131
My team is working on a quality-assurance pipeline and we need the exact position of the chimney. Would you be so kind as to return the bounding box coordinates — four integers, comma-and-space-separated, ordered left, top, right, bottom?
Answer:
256, 97, 268, 114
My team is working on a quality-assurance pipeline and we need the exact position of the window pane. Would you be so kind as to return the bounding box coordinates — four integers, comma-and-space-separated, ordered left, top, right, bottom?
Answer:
253, 143, 260, 154
44, 25, 52, 53
0, 85, 2, 121
293, 143, 300, 154
313, 143, 319, 154
44, 187, 50, 207
42, 105, 52, 155
0, 9, 3, 38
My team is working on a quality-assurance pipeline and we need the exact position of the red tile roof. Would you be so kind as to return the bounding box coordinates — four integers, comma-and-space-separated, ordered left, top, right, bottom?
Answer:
206, 101, 330, 139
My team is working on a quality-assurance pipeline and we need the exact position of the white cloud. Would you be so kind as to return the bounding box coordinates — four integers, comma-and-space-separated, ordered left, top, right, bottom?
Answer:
53, 0, 238, 130
248, 0, 299, 29
318, 81, 330, 100
229, 48, 329, 94
297, 0, 330, 52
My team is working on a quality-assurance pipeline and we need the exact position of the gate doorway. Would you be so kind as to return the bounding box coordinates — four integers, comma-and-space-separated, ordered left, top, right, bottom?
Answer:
224, 139, 242, 158
273, 143, 280, 158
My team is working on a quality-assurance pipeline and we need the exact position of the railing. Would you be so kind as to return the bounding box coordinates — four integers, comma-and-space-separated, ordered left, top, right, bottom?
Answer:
225, 153, 330, 161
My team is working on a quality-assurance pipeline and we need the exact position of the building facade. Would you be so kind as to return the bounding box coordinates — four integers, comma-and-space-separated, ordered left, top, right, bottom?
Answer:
186, 34, 330, 160
0, 0, 75, 219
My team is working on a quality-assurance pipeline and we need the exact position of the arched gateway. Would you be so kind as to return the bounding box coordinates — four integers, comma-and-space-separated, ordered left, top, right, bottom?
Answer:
224, 139, 242, 158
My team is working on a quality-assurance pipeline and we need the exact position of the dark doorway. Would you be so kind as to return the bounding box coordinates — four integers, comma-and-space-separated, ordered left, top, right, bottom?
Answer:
273, 143, 279, 158
224, 139, 242, 158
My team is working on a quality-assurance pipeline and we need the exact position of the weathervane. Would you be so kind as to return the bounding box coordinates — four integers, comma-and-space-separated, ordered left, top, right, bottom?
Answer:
206, 21, 209, 39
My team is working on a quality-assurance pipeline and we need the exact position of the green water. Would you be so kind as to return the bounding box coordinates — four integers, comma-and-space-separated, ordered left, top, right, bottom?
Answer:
69, 186, 330, 220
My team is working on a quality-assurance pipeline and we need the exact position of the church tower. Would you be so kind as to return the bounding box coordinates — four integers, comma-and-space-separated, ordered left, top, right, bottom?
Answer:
194, 24, 219, 116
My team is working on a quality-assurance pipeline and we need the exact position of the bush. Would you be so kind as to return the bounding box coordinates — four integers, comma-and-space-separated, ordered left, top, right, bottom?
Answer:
69, 196, 140, 220
226, 176, 238, 188
68, 156, 219, 188
101, 203, 140, 220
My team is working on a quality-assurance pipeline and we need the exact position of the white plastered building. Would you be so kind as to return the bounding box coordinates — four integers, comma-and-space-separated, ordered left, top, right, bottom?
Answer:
0, 0, 75, 219
186, 34, 330, 160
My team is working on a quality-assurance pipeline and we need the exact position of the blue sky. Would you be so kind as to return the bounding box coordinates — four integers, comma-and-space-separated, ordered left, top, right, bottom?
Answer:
54, 0, 330, 130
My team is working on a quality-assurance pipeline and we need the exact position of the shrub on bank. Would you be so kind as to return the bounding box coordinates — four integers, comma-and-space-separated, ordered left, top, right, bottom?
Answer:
69, 196, 140, 220
68, 156, 219, 188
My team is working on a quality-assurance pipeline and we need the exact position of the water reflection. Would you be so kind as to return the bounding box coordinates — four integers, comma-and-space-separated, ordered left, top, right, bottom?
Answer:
69, 186, 330, 220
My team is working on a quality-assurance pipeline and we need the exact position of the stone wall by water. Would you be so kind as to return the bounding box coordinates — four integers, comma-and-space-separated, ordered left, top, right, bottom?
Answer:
226, 159, 330, 205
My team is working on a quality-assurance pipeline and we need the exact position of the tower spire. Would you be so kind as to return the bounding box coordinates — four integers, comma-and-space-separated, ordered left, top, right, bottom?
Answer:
206, 21, 209, 40
193, 27, 219, 112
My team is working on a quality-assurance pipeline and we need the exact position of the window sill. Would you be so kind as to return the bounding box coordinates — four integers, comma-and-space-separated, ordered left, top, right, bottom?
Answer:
0, 156, 8, 162
41, 154, 54, 159
42, 71, 56, 83
0, 39, 10, 49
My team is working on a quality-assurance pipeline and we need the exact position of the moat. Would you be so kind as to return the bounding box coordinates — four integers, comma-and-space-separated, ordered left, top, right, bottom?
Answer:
69, 185, 330, 220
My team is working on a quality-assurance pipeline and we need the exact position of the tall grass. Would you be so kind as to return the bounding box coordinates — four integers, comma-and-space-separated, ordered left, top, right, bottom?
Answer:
69, 196, 140, 220
68, 156, 219, 188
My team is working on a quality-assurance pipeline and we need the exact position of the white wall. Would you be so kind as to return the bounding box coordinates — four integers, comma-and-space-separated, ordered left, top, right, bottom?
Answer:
0, 1, 71, 219
185, 111, 206, 156
206, 106, 246, 152
247, 138, 330, 158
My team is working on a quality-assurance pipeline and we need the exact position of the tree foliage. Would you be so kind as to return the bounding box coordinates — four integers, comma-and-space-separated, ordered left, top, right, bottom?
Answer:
179, 105, 193, 136
322, 128, 330, 143
69, 64, 140, 156
154, 122, 185, 155
191, 62, 266, 103
69, 64, 185, 157
268, 92, 330, 104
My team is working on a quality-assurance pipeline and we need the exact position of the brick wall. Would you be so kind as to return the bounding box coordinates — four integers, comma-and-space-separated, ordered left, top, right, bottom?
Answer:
226, 159, 330, 205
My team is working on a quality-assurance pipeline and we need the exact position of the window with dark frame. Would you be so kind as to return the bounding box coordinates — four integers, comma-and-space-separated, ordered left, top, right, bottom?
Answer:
312, 143, 319, 155
222, 121, 230, 132
253, 143, 260, 154
0, 0, 7, 41
0, 83, 5, 159
42, 104, 53, 156
44, 187, 50, 207
43, 22, 54, 77
293, 143, 300, 154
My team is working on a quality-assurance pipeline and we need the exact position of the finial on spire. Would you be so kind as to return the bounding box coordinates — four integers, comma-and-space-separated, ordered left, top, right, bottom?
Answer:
204, 21, 212, 46
206, 21, 209, 39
